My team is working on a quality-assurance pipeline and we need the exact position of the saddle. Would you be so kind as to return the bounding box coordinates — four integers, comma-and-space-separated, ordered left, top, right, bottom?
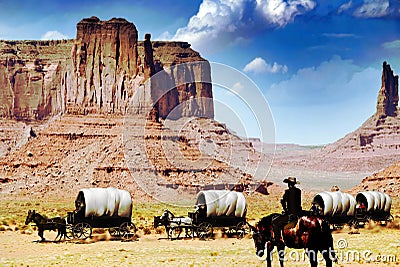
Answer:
283, 214, 298, 230
283, 220, 297, 230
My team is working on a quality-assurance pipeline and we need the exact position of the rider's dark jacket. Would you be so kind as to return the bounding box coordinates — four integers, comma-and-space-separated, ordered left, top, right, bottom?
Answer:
281, 186, 302, 215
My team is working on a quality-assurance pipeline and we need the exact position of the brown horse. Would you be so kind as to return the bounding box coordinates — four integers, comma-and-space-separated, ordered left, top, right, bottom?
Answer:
25, 210, 67, 242
249, 213, 337, 267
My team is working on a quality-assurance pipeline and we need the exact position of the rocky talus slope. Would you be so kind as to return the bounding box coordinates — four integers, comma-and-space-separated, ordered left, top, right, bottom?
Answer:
0, 115, 270, 199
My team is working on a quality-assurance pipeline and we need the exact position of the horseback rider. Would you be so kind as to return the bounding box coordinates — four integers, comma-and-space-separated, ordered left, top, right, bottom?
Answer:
272, 177, 302, 244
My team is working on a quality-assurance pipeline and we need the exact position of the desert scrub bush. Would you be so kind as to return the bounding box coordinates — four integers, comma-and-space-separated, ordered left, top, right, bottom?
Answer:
0, 225, 6, 231
143, 227, 152, 235
155, 227, 164, 234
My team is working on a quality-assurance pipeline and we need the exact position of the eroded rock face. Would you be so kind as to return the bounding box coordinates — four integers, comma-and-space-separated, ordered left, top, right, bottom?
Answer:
0, 17, 214, 120
0, 40, 72, 120
376, 61, 399, 118
67, 17, 139, 114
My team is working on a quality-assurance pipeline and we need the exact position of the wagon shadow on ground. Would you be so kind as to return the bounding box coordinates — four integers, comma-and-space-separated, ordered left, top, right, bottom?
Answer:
71, 233, 140, 244
31, 239, 65, 244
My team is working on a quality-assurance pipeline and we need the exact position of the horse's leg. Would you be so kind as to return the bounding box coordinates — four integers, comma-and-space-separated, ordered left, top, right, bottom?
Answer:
306, 249, 318, 267
55, 228, 60, 241
38, 228, 45, 242
277, 244, 285, 267
265, 242, 273, 267
321, 248, 333, 267
62, 225, 67, 240
166, 226, 171, 239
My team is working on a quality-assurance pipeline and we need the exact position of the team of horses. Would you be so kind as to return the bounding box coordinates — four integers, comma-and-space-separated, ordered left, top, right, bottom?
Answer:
25, 210, 67, 242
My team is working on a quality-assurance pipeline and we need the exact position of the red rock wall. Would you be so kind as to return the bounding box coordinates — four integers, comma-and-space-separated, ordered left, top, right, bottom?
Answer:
67, 17, 138, 114
0, 40, 71, 120
0, 17, 214, 120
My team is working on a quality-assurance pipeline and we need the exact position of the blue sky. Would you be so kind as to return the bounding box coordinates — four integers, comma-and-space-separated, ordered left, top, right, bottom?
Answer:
1, 0, 400, 145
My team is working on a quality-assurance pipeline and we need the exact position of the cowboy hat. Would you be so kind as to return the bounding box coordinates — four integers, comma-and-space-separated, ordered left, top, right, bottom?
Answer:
283, 177, 300, 184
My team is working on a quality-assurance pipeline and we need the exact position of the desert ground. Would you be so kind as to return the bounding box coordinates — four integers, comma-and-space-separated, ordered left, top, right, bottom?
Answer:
1, 194, 399, 267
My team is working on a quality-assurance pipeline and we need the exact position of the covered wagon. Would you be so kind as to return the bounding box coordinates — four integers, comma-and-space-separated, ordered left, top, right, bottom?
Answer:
312, 191, 356, 226
67, 187, 136, 239
188, 190, 248, 238
355, 191, 393, 223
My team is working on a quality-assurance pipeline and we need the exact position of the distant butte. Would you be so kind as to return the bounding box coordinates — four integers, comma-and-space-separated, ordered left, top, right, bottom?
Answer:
320, 61, 400, 162
271, 61, 400, 176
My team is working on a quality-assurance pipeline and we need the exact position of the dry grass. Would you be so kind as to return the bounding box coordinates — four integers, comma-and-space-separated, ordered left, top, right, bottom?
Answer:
0, 193, 399, 266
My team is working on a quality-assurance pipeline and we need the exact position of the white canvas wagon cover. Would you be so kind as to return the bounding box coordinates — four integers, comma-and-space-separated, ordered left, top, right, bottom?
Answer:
313, 191, 356, 216
355, 191, 391, 212
75, 187, 132, 218
195, 190, 246, 218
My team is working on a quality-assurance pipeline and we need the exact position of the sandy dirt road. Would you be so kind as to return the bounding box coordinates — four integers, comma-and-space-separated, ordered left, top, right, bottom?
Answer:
1, 227, 399, 267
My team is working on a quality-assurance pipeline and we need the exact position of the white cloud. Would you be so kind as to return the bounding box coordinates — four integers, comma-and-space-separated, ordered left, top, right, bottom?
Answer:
171, 0, 316, 52
353, 0, 389, 18
172, 0, 246, 49
255, 0, 316, 27
382, 39, 400, 49
244, 57, 288, 74
231, 82, 244, 93
322, 33, 358, 38
41, 31, 68, 40
157, 31, 173, 40
338, 0, 353, 14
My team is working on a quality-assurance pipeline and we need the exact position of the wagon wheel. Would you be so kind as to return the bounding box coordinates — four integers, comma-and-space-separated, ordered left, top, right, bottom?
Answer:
65, 224, 74, 239
108, 227, 120, 237
387, 214, 394, 223
197, 222, 213, 239
119, 222, 136, 239
184, 226, 195, 238
169, 226, 182, 240
73, 222, 92, 240
235, 221, 249, 239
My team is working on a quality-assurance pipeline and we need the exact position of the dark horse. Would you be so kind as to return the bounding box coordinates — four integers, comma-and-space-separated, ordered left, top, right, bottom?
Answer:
25, 210, 67, 242
249, 213, 337, 267
154, 210, 193, 239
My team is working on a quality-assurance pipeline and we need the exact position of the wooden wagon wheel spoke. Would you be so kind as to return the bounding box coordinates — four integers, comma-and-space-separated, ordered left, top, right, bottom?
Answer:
169, 226, 182, 240
73, 222, 92, 240
184, 227, 194, 238
235, 221, 249, 239
108, 227, 120, 237
119, 222, 131, 239
197, 222, 213, 239
65, 224, 74, 239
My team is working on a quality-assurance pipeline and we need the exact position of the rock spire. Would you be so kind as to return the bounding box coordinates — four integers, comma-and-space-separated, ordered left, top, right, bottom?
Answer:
376, 61, 399, 117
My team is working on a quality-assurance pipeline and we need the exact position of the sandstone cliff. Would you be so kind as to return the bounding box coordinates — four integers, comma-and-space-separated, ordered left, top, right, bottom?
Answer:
0, 17, 213, 121
0, 40, 72, 120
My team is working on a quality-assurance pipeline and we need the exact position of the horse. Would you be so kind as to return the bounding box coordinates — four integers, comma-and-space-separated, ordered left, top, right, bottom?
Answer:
248, 213, 337, 267
25, 210, 67, 242
154, 209, 193, 239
